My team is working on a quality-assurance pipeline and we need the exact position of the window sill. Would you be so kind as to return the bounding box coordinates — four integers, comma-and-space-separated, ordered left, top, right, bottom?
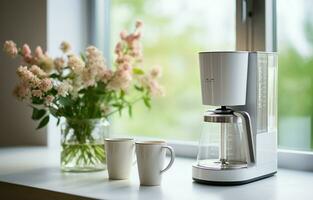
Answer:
0, 147, 312, 200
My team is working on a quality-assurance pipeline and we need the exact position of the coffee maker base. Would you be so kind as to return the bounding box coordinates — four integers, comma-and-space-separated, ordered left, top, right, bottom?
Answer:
193, 172, 276, 186
192, 164, 277, 185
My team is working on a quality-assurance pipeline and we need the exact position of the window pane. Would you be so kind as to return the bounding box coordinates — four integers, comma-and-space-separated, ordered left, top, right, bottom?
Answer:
111, 0, 236, 140
278, 0, 313, 150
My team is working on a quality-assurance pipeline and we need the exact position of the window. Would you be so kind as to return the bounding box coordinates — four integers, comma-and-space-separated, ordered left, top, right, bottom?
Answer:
110, 0, 236, 140
277, 0, 313, 151
89, 0, 313, 170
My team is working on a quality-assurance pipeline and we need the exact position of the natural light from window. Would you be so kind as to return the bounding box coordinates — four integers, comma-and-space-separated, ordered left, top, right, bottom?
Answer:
278, 0, 313, 151
111, 0, 235, 140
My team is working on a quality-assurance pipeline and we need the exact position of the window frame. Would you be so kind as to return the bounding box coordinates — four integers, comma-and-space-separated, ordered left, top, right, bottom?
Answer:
92, 0, 313, 171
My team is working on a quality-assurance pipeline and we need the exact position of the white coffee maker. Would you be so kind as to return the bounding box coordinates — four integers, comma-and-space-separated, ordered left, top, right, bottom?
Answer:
192, 51, 277, 185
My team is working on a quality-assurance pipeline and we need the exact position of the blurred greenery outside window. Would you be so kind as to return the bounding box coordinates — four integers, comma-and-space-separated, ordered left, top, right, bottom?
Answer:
110, 0, 235, 141
277, 0, 313, 151
99, 0, 313, 152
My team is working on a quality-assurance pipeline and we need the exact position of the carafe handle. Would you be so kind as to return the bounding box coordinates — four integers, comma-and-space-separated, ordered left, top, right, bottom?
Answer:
234, 111, 255, 164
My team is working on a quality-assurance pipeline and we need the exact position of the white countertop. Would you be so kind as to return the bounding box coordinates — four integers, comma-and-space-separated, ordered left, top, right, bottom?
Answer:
0, 147, 312, 200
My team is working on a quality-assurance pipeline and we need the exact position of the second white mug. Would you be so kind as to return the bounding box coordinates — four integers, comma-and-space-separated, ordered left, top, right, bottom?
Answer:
135, 141, 175, 186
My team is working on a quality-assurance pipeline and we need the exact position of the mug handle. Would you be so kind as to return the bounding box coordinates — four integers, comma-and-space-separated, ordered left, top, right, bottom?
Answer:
161, 146, 175, 173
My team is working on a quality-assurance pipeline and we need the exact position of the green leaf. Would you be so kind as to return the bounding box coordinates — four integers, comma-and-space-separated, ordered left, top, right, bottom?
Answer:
49, 88, 58, 96
112, 103, 121, 107
133, 67, 144, 75
36, 115, 49, 129
118, 107, 122, 116
120, 90, 125, 98
128, 105, 132, 117
49, 107, 58, 117
56, 118, 60, 126
32, 108, 46, 120
134, 85, 144, 92
143, 97, 151, 109
80, 52, 86, 62
49, 73, 59, 78
58, 96, 71, 106
32, 97, 44, 105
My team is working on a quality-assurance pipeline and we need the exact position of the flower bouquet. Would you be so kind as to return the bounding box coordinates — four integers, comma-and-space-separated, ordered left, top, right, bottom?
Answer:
3, 21, 163, 171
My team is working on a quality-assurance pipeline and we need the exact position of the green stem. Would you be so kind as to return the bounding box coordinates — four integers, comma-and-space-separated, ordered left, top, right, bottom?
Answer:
105, 95, 144, 118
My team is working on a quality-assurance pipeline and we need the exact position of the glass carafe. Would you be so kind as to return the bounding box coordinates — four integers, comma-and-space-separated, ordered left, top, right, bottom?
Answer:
197, 110, 255, 170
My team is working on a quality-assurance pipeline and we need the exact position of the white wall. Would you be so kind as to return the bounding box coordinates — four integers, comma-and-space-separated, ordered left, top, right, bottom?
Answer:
47, 0, 89, 148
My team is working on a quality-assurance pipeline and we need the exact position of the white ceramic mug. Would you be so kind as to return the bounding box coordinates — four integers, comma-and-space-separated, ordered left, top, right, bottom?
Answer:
104, 138, 135, 180
135, 141, 175, 186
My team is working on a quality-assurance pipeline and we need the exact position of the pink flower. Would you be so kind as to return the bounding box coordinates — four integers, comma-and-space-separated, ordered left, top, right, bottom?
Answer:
100, 69, 113, 84
116, 54, 131, 64
29, 65, 47, 78
38, 78, 53, 92
20, 44, 35, 64
54, 57, 65, 72
120, 30, 128, 40
121, 63, 131, 71
82, 68, 96, 87
16, 66, 35, 83
125, 33, 141, 44
150, 66, 162, 78
114, 42, 122, 55
140, 75, 164, 96
21, 44, 31, 57
3, 40, 18, 57
34, 46, 44, 58
13, 83, 30, 100
44, 95, 55, 105
107, 69, 132, 91
135, 20, 143, 29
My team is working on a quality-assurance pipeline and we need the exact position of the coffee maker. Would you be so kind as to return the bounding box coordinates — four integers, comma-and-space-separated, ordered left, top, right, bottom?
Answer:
192, 51, 277, 185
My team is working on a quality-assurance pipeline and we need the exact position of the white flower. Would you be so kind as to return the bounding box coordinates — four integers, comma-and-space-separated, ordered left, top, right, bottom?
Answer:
86, 46, 107, 81
68, 54, 85, 74
3, 40, 18, 58
60, 41, 71, 53
66, 78, 82, 98
100, 104, 110, 116
31, 89, 43, 98
56, 80, 73, 97
38, 55, 54, 73
82, 68, 96, 87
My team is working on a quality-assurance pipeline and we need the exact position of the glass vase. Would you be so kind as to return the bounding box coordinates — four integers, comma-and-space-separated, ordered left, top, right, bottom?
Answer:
61, 118, 109, 172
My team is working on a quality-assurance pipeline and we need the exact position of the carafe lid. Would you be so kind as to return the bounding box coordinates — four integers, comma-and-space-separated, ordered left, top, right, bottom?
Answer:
204, 110, 240, 123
